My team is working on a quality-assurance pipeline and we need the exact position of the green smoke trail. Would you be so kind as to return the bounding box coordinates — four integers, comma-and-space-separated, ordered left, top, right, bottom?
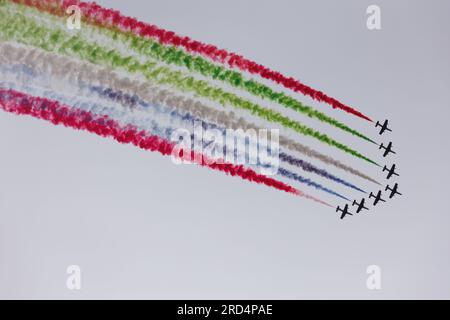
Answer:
104, 24, 374, 143
128, 39, 376, 143
0, 9, 378, 165
4, 0, 374, 144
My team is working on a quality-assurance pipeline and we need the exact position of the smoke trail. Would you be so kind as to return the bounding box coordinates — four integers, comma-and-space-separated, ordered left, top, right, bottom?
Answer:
3, 0, 373, 143
0, 56, 371, 195
0, 11, 377, 165
279, 153, 369, 192
278, 168, 350, 201
0, 68, 356, 201
13, 0, 373, 122
1, 74, 269, 176
84, 87, 369, 196
0, 88, 335, 206
89, 85, 368, 194
92, 85, 372, 192
0, 42, 379, 183
0, 62, 271, 173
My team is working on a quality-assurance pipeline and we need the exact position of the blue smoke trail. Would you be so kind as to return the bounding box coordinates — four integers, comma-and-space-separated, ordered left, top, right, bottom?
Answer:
89, 86, 365, 194
278, 168, 350, 201
279, 153, 366, 193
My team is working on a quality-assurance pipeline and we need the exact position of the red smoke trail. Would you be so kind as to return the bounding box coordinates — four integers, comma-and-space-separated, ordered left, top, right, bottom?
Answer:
14, 0, 372, 122
0, 88, 331, 206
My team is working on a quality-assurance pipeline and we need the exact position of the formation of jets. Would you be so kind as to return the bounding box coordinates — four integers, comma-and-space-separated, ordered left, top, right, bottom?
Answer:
335, 119, 402, 219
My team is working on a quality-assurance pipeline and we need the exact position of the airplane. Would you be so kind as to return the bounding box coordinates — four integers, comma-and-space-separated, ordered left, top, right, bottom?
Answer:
379, 142, 396, 157
375, 119, 392, 135
385, 183, 402, 198
336, 204, 353, 219
383, 164, 399, 179
369, 190, 386, 206
352, 198, 369, 213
